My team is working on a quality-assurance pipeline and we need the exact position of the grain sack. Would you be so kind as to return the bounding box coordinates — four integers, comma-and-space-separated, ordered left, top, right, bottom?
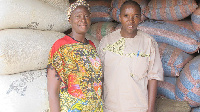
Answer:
158, 43, 194, 77
138, 20, 200, 54
155, 96, 191, 112
0, 0, 70, 32
191, 106, 200, 112
87, 22, 117, 41
111, 0, 148, 22
191, 4, 200, 38
88, 0, 113, 23
85, 33, 100, 48
0, 69, 49, 112
0, 29, 65, 75
175, 55, 200, 107
40, 0, 69, 11
157, 77, 177, 100
144, 0, 198, 21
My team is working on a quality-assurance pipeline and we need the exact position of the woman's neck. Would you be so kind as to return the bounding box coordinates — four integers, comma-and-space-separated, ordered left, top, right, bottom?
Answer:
69, 32, 86, 43
120, 29, 137, 38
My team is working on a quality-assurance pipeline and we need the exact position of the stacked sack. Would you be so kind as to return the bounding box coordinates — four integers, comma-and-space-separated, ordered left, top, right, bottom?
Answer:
0, 0, 71, 111
137, 0, 200, 111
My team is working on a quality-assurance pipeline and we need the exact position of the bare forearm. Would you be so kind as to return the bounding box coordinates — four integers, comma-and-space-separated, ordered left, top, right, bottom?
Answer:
47, 66, 61, 112
148, 79, 157, 112
49, 93, 60, 112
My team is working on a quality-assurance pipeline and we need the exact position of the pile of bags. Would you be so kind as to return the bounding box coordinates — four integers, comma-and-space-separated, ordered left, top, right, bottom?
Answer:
85, 0, 200, 111
0, 0, 71, 111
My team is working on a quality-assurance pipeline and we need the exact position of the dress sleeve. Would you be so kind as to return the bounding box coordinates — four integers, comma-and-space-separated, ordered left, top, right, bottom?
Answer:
47, 43, 65, 81
147, 38, 164, 81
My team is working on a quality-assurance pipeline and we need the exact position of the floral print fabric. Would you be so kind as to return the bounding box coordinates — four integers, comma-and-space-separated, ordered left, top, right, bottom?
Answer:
48, 35, 103, 112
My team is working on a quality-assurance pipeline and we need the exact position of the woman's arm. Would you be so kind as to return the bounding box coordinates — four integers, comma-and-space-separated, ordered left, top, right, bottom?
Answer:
47, 65, 61, 112
147, 79, 157, 112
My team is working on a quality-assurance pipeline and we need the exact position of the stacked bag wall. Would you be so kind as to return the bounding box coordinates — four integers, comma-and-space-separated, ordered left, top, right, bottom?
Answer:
0, 29, 65, 75
87, 22, 117, 42
138, 20, 200, 54
0, 69, 49, 112
0, 0, 70, 32
144, 0, 198, 21
175, 55, 200, 107
88, 0, 113, 23
191, 3, 200, 38
158, 43, 194, 77
157, 77, 177, 100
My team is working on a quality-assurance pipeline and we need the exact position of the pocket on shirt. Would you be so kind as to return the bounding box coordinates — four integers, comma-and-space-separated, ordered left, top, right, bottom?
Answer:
130, 56, 149, 80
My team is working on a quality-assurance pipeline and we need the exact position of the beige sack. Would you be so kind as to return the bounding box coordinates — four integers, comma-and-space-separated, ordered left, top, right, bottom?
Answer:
0, 0, 70, 32
40, 0, 69, 11
0, 69, 49, 112
85, 33, 100, 48
0, 29, 65, 75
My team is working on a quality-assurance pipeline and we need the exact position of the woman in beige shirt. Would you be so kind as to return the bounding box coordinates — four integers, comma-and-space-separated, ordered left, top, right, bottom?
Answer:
98, 0, 164, 112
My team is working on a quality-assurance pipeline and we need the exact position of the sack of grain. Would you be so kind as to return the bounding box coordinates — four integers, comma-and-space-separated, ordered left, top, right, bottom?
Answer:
0, 69, 49, 112
175, 55, 200, 107
157, 77, 177, 100
88, 0, 113, 23
155, 96, 191, 112
0, 29, 65, 75
191, 106, 200, 112
191, 4, 200, 38
40, 0, 69, 11
144, 0, 198, 21
85, 33, 100, 48
0, 0, 70, 32
158, 43, 194, 77
110, 0, 148, 22
87, 22, 117, 41
138, 20, 200, 54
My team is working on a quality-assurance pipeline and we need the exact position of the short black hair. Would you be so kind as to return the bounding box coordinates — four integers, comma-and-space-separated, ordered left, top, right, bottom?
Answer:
120, 0, 141, 14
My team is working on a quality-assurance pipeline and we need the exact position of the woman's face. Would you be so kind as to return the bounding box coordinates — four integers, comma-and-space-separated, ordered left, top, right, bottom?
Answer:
119, 4, 141, 34
69, 6, 91, 35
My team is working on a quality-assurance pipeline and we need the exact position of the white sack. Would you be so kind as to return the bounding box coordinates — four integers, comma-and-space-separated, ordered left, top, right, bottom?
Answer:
0, 0, 70, 32
0, 29, 65, 75
40, 0, 69, 11
0, 69, 49, 112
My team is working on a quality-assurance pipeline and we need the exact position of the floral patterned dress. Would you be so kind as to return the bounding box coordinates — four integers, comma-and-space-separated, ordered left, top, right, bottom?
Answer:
48, 35, 103, 112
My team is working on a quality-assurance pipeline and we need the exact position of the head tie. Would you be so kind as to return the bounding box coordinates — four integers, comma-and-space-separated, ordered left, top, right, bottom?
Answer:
67, 0, 90, 21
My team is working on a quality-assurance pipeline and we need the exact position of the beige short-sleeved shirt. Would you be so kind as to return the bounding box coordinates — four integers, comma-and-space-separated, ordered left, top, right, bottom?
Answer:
98, 29, 164, 112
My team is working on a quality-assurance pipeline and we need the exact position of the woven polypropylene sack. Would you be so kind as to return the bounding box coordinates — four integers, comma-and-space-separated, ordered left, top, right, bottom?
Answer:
157, 77, 177, 100
191, 106, 200, 112
111, 0, 148, 22
87, 22, 117, 41
175, 55, 200, 107
155, 96, 191, 112
144, 0, 198, 21
0, 69, 49, 112
0, 29, 65, 75
40, 0, 69, 11
0, 0, 70, 32
191, 4, 200, 38
138, 20, 200, 54
85, 33, 100, 48
158, 43, 194, 77
87, 0, 113, 23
